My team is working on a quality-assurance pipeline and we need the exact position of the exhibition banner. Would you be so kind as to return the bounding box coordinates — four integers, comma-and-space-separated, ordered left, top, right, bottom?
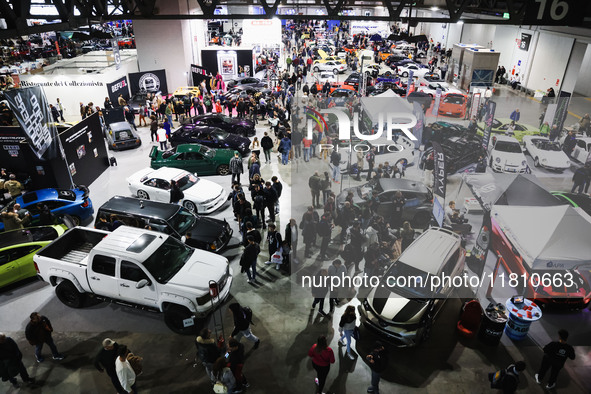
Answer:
481, 100, 496, 151
59, 113, 109, 186
431, 141, 446, 228
469, 92, 481, 120
112, 39, 121, 70
431, 87, 442, 116
128, 69, 168, 95
553, 91, 571, 133
3, 86, 59, 160
106, 76, 130, 105
191, 64, 210, 87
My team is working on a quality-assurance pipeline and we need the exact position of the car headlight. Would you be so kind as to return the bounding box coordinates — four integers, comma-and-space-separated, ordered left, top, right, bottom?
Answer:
495, 157, 501, 163
202, 197, 216, 204
522, 160, 527, 166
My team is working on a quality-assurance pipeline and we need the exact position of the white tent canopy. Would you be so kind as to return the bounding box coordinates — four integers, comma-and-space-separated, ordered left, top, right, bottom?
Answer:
360, 95, 413, 128
491, 205, 591, 270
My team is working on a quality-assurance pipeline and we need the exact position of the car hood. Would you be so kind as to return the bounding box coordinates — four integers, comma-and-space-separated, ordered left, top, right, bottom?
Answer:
168, 253, 228, 291
185, 179, 224, 200
368, 286, 427, 325
224, 134, 250, 146
538, 152, 570, 166
191, 216, 228, 241
229, 118, 254, 128
495, 152, 526, 165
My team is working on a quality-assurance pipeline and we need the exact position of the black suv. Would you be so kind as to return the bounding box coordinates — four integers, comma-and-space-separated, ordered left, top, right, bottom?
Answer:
95, 196, 233, 253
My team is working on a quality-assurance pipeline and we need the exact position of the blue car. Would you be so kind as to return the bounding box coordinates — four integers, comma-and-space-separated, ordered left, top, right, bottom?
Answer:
0, 186, 93, 231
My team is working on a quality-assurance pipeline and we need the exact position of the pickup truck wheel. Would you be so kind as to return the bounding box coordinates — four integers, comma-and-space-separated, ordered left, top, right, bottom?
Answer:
164, 305, 197, 334
137, 190, 149, 199
56, 280, 85, 308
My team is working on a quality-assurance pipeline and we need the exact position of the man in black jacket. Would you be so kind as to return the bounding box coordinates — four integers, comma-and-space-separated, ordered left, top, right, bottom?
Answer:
260, 132, 274, 164
195, 328, 220, 384
366, 341, 388, 393
0, 333, 34, 388
535, 329, 575, 390
228, 303, 260, 348
263, 181, 278, 223
240, 236, 260, 284
94, 338, 125, 393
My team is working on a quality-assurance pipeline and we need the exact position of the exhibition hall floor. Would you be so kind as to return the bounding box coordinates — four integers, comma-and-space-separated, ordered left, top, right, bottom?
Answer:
1, 105, 590, 393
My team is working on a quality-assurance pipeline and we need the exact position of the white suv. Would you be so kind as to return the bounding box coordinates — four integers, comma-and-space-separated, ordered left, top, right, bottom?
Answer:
360, 227, 466, 346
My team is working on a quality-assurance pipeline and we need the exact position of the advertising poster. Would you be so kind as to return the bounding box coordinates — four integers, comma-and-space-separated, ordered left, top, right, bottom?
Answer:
469, 92, 481, 121
106, 76, 130, 105
3, 86, 60, 160
191, 64, 211, 87
481, 100, 496, 151
431, 88, 442, 116
128, 69, 168, 95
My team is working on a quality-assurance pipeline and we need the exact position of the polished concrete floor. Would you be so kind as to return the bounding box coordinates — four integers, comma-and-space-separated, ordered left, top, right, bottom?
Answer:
1, 80, 590, 393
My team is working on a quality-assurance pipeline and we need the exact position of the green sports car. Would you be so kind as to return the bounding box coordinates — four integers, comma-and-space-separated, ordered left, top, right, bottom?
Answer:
476, 117, 540, 142
149, 144, 238, 176
0, 225, 67, 288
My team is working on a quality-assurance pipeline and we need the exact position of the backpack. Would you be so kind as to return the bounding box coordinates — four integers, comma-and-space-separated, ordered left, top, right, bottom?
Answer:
489, 365, 518, 389
204, 97, 212, 107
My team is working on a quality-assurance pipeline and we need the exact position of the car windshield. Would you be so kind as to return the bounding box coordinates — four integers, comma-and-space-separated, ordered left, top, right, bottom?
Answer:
535, 140, 561, 151
199, 145, 215, 158
212, 130, 230, 140
357, 179, 383, 197
168, 208, 196, 235
219, 114, 232, 123
495, 141, 522, 153
384, 261, 433, 299
443, 95, 464, 104
142, 237, 193, 283
174, 173, 199, 191
114, 130, 133, 141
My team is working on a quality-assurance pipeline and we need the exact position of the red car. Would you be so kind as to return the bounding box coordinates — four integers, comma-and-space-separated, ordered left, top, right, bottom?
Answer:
438, 93, 467, 118
490, 216, 591, 309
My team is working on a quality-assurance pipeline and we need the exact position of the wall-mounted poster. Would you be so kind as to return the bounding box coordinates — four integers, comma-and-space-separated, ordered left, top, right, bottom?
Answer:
218, 51, 238, 79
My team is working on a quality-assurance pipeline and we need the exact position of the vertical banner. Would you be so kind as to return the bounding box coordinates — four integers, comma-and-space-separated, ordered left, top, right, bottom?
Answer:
469, 92, 481, 120
112, 39, 121, 70
106, 76, 130, 104
3, 86, 60, 160
431, 141, 446, 227
467, 211, 491, 278
553, 91, 571, 134
431, 87, 442, 116
482, 100, 496, 151
406, 70, 414, 95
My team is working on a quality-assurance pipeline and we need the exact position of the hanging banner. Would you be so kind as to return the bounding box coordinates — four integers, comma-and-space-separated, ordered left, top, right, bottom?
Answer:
106, 76, 130, 105
431, 87, 442, 116
469, 92, 481, 121
112, 39, 121, 70
3, 86, 60, 160
482, 100, 496, 151
467, 211, 491, 278
553, 91, 571, 134
128, 69, 168, 95
431, 141, 446, 228
406, 70, 414, 96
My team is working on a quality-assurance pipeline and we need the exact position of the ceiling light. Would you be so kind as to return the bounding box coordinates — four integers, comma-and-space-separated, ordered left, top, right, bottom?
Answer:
431, 7, 439, 11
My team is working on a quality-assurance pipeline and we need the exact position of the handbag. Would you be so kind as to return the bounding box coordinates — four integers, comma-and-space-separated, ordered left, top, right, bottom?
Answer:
213, 381, 228, 394
352, 326, 361, 340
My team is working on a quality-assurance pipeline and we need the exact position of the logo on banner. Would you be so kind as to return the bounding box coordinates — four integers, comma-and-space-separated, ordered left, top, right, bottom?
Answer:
111, 79, 127, 93
11, 92, 52, 158
138, 73, 160, 92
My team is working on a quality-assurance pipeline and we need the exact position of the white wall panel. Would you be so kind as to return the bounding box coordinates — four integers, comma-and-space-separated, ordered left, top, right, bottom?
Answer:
528, 32, 574, 92
460, 24, 495, 48
492, 26, 519, 71
573, 44, 591, 96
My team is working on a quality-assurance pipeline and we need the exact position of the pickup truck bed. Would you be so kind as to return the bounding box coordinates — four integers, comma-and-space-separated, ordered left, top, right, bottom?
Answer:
37, 228, 106, 265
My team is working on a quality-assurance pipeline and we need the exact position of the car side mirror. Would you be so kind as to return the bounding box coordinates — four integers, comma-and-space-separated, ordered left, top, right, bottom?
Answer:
136, 279, 151, 289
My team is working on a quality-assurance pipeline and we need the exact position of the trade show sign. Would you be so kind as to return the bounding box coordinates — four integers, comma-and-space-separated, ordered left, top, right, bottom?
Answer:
3, 86, 59, 160
106, 76, 130, 105
128, 69, 168, 95
482, 100, 496, 151
191, 64, 210, 87
431, 141, 447, 227
431, 87, 442, 116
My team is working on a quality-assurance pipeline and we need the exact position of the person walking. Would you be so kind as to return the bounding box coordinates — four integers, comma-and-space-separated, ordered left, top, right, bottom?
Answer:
317, 213, 332, 260
196, 328, 220, 384
169, 180, 184, 204
240, 235, 260, 284
156, 124, 168, 150
94, 338, 125, 394
327, 259, 347, 308
301, 206, 319, 259
56, 98, 65, 121
229, 151, 244, 184
25, 312, 64, 363
366, 147, 376, 180
311, 269, 329, 317
571, 164, 589, 194
285, 219, 299, 264
263, 181, 278, 224
366, 341, 388, 394
228, 303, 260, 349
308, 336, 335, 394
0, 333, 35, 389
115, 345, 137, 394
338, 305, 357, 360
264, 223, 282, 265
149, 115, 158, 142
509, 108, 520, 123
278, 134, 292, 165
309, 171, 322, 208
535, 329, 575, 390
226, 338, 249, 391
330, 149, 341, 183
212, 357, 236, 393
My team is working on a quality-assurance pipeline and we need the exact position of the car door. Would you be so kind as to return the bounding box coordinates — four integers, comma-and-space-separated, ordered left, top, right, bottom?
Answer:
572, 140, 586, 162
10, 245, 41, 282
152, 178, 171, 202
88, 254, 119, 296
182, 151, 210, 174
376, 191, 395, 217
118, 260, 158, 306
0, 249, 19, 287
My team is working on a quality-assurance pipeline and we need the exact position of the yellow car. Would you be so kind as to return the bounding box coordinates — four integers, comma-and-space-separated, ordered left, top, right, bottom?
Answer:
313, 50, 346, 65
172, 86, 201, 99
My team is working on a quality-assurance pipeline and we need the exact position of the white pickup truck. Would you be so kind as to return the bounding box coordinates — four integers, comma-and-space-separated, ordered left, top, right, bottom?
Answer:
33, 226, 233, 334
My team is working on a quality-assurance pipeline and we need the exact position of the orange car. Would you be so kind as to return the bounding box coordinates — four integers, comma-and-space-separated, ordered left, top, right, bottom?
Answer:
342, 44, 358, 54
314, 81, 356, 94
437, 93, 468, 118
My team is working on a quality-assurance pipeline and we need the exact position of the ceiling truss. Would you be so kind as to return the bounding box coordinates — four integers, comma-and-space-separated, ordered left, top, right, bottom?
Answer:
0, 0, 589, 39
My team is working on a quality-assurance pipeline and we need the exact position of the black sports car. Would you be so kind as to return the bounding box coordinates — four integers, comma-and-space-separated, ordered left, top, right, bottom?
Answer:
170, 124, 250, 155
385, 54, 407, 66
422, 121, 470, 145
183, 113, 256, 137
419, 134, 485, 174
223, 85, 271, 103
367, 82, 406, 97
226, 76, 267, 90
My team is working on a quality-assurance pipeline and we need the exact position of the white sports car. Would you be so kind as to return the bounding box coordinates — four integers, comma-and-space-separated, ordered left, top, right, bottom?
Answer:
417, 81, 462, 97
522, 135, 570, 171
127, 167, 228, 214
314, 72, 338, 85
397, 63, 434, 78
312, 61, 348, 74
488, 135, 528, 174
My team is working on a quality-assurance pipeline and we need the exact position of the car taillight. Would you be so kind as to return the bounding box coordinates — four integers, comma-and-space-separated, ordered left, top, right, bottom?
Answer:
34, 262, 39, 273
81, 199, 89, 208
